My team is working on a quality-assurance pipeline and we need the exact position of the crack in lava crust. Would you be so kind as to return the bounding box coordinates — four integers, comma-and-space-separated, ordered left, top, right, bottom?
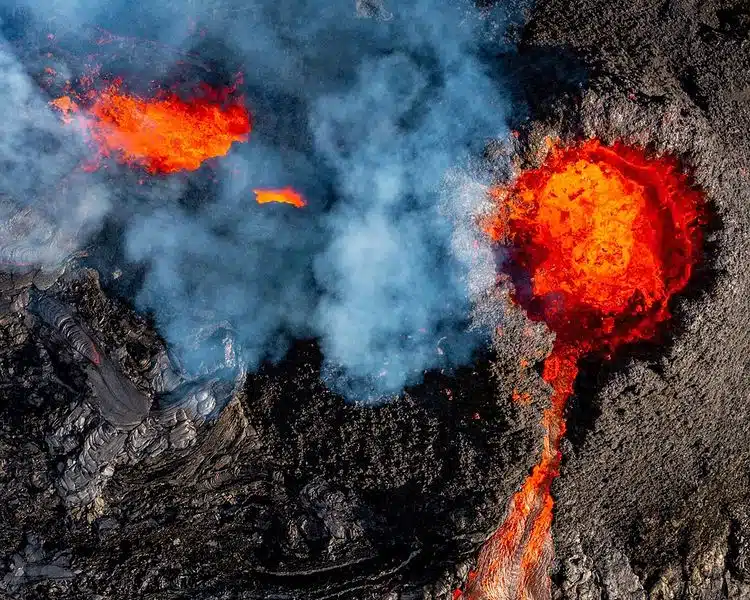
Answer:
460, 139, 705, 600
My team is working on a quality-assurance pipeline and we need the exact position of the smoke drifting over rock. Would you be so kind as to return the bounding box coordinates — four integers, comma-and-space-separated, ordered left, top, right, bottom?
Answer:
0, 37, 110, 267
0, 0, 517, 399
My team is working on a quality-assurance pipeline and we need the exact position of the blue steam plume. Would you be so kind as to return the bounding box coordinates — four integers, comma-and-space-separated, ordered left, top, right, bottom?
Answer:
0, 0, 517, 400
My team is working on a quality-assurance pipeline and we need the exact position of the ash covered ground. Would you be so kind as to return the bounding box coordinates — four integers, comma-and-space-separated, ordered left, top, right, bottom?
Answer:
1, 0, 749, 599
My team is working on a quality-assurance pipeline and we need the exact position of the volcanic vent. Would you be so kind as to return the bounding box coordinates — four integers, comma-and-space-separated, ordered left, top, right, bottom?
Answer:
460, 139, 705, 600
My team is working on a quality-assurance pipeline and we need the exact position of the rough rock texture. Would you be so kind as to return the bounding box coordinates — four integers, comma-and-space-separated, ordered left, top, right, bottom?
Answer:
0, 267, 547, 599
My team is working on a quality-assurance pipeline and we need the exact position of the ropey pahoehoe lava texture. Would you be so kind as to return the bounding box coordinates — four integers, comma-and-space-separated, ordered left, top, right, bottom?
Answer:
1, 0, 749, 599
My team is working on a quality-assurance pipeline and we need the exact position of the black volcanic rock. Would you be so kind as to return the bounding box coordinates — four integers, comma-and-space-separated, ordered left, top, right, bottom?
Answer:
2, 0, 750, 599
0, 268, 546, 599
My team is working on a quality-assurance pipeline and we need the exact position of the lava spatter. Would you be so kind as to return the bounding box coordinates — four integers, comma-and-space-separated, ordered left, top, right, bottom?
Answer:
51, 79, 251, 173
253, 187, 307, 208
461, 139, 704, 600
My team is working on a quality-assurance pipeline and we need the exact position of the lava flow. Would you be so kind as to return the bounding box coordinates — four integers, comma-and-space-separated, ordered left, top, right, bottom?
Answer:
51, 80, 251, 173
461, 139, 705, 600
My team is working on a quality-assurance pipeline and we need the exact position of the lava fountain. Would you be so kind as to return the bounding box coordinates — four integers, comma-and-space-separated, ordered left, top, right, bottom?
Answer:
461, 139, 705, 600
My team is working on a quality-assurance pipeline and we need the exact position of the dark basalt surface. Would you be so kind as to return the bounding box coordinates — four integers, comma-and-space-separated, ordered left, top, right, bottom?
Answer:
0, 267, 548, 599
2, 0, 750, 599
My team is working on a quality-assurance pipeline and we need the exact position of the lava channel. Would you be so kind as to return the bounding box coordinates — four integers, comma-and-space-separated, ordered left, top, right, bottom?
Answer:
50, 79, 251, 174
459, 139, 705, 600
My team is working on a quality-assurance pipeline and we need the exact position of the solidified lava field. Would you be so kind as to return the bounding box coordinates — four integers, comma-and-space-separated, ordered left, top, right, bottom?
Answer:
0, 0, 749, 599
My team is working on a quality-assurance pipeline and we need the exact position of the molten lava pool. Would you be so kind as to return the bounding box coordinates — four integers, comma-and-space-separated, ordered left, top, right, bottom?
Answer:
461, 139, 705, 600
51, 80, 251, 174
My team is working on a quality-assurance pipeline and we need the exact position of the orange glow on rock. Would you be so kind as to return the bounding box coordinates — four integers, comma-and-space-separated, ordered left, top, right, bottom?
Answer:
49, 96, 79, 123
460, 139, 704, 600
253, 187, 307, 208
51, 80, 250, 173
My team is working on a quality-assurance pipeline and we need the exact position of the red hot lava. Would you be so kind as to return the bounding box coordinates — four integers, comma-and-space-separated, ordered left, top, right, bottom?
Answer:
51, 79, 251, 174
460, 139, 704, 600
50, 77, 306, 204
254, 187, 307, 208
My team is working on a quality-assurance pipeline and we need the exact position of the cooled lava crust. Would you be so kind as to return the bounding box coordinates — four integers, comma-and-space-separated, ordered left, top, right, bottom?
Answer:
0, 269, 546, 600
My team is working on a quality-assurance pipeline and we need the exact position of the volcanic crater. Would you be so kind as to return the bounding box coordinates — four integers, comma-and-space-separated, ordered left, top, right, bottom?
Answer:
1, 0, 749, 600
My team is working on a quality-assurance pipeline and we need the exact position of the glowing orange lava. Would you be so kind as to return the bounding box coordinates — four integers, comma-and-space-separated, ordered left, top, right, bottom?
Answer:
51, 80, 250, 173
253, 186, 307, 208
460, 139, 704, 600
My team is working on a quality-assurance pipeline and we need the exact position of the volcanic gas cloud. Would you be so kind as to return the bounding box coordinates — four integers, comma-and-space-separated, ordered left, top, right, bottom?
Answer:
51, 80, 251, 174
460, 139, 705, 600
